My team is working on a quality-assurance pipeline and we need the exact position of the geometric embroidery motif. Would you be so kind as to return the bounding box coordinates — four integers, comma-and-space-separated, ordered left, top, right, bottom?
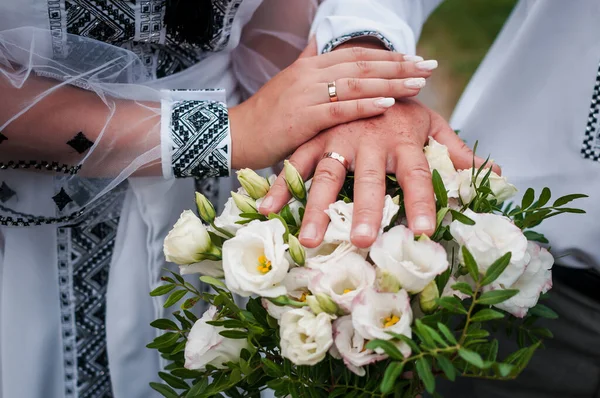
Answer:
170, 100, 230, 179
57, 186, 125, 398
581, 60, 600, 162
67, 132, 95, 154
321, 30, 397, 54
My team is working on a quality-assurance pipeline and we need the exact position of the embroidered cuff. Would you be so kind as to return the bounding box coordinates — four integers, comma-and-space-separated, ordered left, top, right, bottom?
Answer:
161, 91, 231, 179
321, 31, 396, 54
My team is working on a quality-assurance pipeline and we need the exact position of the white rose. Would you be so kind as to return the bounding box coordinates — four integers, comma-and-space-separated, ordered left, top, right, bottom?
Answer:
184, 306, 249, 371
308, 252, 376, 313
370, 225, 449, 293
332, 316, 387, 376
280, 309, 334, 365
351, 287, 413, 358
212, 197, 243, 236
164, 210, 217, 265
324, 195, 399, 243
490, 242, 554, 317
424, 137, 460, 197
456, 169, 517, 204
222, 219, 290, 297
179, 260, 224, 278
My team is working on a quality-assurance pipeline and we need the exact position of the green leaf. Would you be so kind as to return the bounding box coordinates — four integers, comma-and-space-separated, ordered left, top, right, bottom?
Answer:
537, 187, 551, 207
146, 332, 180, 349
267, 213, 290, 240
387, 333, 421, 355
528, 304, 558, 319
461, 246, 479, 281
451, 282, 474, 296
416, 357, 435, 394
477, 289, 519, 305
521, 188, 535, 209
150, 382, 179, 398
523, 230, 549, 244
557, 207, 586, 214
150, 284, 176, 297
436, 207, 450, 228
280, 204, 297, 226
494, 363, 514, 378
486, 339, 499, 362
417, 320, 448, 348
365, 339, 405, 360
435, 264, 452, 296
163, 290, 187, 308
159, 372, 189, 390
381, 362, 405, 394
552, 193, 588, 207
415, 319, 436, 348
470, 309, 505, 323
437, 322, 458, 345
199, 275, 227, 289
481, 252, 512, 286
185, 378, 209, 397
450, 210, 476, 225
219, 330, 248, 339
458, 348, 484, 368
261, 358, 284, 378
506, 341, 541, 375
150, 319, 179, 331
432, 170, 448, 208
436, 356, 456, 381
437, 296, 468, 315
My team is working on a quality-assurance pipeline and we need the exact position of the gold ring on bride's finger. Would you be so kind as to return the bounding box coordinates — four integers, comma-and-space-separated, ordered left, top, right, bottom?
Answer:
322, 151, 349, 170
327, 82, 338, 102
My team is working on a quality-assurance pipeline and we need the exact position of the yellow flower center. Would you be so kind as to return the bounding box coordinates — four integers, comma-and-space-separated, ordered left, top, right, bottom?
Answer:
299, 292, 308, 302
383, 314, 400, 328
343, 288, 354, 294
257, 255, 272, 274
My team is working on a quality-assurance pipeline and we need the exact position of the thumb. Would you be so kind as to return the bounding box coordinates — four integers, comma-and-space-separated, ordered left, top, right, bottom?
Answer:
299, 37, 318, 59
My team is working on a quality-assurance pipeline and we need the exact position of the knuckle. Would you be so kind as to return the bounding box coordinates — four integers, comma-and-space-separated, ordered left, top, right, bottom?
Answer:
329, 103, 345, 119
407, 198, 434, 213
313, 165, 342, 186
353, 206, 380, 220
355, 100, 366, 116
405, 164, 432, 181
346, 78, 361, 93
396, 62, 409, 75
355, 168, 384, 187
355, 60, 371, 75
350, 46, 366, 59
387, 79, 398, 94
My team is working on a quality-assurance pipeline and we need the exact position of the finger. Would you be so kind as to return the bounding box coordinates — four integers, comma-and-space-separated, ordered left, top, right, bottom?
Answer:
308, 97, 396, 132
312, 77, 425, 104
350, 143, 387, 248
299, 152, 351, 248
314, 46, 420, 68
321, 59, 437, 81
259, 143, 322, 215
395, 142, 437, 236
299, 37, 318, 59
429, 111, 502, 175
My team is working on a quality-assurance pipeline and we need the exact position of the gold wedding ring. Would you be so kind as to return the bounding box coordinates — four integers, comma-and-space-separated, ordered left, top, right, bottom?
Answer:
327, 82, 338, 102
322, 152, 349, 170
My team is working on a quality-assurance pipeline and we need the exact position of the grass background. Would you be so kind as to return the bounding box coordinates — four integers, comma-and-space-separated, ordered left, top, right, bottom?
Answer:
416, 0, 518, 118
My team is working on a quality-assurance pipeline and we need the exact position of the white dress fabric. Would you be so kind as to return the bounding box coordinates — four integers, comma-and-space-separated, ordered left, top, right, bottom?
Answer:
0, 1, 423, 397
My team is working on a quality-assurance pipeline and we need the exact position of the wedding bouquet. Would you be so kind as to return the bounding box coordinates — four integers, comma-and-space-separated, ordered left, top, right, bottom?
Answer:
148, 138, 585, 398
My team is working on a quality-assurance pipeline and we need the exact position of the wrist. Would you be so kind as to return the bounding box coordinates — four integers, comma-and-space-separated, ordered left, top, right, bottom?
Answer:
229, 103, 248, 170
331, 38, 389, 52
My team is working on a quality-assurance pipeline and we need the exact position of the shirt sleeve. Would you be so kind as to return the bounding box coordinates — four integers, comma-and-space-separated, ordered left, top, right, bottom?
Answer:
310, 0, 444, 54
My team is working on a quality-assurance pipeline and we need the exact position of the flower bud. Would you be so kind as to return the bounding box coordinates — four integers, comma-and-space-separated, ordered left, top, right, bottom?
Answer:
392, 195, 400, 206
419, 280, 440, 314
231, 192, 257, 214
315, 293, 339, 315
305, 295, 324, 314
284, 160, 307, 203
376, 270, 401, 293
236, 169, 270, 199
195, 192, 216, 223
288, 235, 306, 266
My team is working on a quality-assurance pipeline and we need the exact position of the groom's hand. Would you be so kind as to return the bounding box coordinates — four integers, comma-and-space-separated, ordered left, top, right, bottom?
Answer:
261, 99, 499, 249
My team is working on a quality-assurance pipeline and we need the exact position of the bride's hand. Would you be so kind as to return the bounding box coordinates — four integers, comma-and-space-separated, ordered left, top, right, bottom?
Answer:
260, 99, 501, 249
229, 41, 437, 170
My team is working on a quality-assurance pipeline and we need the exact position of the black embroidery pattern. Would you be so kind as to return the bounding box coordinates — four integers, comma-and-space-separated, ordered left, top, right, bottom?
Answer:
581, 61, 600, 162
0, 208, 86, 227
0, 133, 7, 144
170, 100, 229, 179
65, 0, 135, 44
67, 132, 95, 154
58, 185, 126, 398
321, 30, 397, 54
0, 160, 81, 175
0, 182, 16, 203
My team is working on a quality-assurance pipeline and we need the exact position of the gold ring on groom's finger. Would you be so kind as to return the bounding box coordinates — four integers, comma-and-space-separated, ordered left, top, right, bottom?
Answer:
322, 151, 349, 170
327, 82, 338, 102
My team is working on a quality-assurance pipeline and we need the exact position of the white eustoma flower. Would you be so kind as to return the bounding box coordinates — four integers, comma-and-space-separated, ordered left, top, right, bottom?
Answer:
212, 197, 243, 236
305, 241, 366, 270
261, 267, 315, 321
280, 309, 334, 365
450, 209, 528, 287
324, 195, 399, 243
351, 288, 413, 358
424, 137, 460, 197
332, 316, 387, 376
179, 260, 224, 278
490, 242, 554, 317
222, 219, 289, 297
308, 252, 376, 313
184, 306, 249, 371
456, 169, 517, 204
370, 225, 449, 293
164, 210, 216, 265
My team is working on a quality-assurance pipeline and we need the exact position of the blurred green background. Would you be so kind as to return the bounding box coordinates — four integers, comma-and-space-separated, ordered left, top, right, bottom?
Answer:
416, 0, 518, 118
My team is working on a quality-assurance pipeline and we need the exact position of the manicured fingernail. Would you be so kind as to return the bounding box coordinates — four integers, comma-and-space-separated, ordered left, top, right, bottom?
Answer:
404, 77, 426, 89
416, 60, 438, 71
404, 55, 424, 62
374, 97, 395, 108
299, 223, 318, 241
260, 196, 274, 211
414, 216, 434, 232
351, 224, 375, 240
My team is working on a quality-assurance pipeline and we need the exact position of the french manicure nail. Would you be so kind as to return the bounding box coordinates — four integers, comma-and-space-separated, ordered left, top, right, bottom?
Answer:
260, 196, 274, 211
299, 223, 318, 241
403, 55, 424, 62
416, 60, 438, 71
374, 97, 395, 108
414, 216, 435, 232
351, 224, 375, 240
404, 77, 426, 89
